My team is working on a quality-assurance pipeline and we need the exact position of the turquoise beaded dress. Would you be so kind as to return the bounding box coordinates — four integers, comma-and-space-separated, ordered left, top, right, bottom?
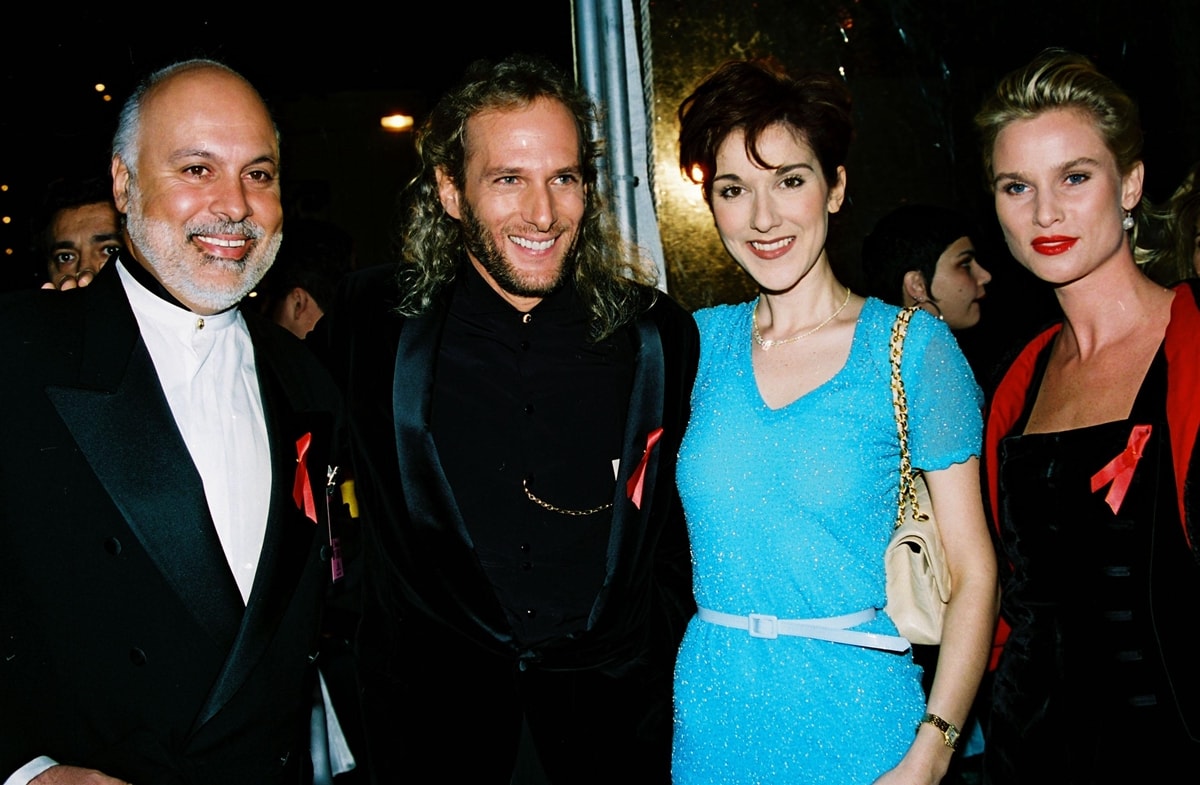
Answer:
672, 298, 981, 783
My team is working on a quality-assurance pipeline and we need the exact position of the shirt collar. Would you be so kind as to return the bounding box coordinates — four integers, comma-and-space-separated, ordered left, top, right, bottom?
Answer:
456, 256, 579, 318
117, 251, 193, 311
117, 254, 242, 337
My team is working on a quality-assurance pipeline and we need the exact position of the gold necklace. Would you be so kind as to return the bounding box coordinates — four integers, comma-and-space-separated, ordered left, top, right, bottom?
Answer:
752, 286, 852, 351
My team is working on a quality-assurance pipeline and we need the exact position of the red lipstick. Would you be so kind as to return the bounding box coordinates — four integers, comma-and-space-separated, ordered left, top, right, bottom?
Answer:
1031, 236, 1078, 256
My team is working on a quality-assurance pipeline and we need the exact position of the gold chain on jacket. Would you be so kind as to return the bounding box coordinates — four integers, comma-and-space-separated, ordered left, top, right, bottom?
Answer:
522, 478, 614, 517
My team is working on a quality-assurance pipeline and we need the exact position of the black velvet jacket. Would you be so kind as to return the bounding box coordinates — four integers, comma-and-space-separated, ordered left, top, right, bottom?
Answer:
983, 280, 1200, 752
327, 264, 698, 677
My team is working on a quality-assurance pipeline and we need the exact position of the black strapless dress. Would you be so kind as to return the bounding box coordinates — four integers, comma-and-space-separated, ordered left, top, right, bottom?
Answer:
985, 350, 1200, 783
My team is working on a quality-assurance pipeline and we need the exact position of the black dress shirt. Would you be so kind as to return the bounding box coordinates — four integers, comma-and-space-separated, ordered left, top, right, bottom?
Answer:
430, 263, 635, 645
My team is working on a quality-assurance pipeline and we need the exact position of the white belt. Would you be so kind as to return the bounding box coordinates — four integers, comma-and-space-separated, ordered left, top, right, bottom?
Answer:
696, 607, 911, 653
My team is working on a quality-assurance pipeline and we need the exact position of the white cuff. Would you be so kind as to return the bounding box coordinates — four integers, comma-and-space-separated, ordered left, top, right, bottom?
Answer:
319, 672, 356, 776
4, 756, 58, 785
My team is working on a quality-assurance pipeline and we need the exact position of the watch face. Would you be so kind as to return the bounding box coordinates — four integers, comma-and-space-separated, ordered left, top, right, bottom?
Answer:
921, 713, 959, 748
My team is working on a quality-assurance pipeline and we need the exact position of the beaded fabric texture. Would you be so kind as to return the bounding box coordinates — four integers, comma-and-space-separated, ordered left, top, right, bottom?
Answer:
672, 297, 981, 783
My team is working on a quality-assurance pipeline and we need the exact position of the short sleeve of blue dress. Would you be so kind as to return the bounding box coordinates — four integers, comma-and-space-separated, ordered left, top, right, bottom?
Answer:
671, 298, 982, 784
901, 308, 983, 472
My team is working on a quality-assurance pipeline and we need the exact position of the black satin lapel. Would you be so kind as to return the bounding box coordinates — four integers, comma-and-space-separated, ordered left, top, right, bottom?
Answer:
192, 342, 328, 731
392, 310, 474, 544
606, 317, 667, 571
392, 309, 516, 635
77, 265, 142, 390
47, 343, 244, 647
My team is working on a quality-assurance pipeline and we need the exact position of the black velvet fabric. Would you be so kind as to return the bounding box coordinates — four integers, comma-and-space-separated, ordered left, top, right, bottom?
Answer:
324, 263, 698, 783
985, 348, 1200, 783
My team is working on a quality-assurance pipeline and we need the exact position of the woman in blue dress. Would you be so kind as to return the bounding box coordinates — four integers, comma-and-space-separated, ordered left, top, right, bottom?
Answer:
671, 60, 998, 784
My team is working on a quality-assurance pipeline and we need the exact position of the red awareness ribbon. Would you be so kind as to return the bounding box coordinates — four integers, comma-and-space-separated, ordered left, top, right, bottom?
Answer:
1089, 424, 1152, 515
625, 427, 664, 511
293, 432, 318, 523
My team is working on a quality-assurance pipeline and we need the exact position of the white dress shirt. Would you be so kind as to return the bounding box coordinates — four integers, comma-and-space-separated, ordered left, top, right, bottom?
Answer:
117, 261, 272, 604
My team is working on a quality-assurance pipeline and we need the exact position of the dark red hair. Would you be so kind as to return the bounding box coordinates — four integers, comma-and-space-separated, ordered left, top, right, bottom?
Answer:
678, 58, 853, 205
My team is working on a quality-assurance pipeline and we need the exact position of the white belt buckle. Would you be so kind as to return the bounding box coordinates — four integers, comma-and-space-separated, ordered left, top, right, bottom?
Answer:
747, 613, 778, 639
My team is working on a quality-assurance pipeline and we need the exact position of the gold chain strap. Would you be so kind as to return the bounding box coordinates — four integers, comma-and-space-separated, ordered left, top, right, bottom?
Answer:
888, 307, 929, 529
522, 478, 614, 517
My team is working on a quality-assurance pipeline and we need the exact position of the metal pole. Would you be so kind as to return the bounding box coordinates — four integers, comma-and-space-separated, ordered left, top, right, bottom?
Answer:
574, 0, 604, 196
575, 0, 668, 287
599, 0, 637, 245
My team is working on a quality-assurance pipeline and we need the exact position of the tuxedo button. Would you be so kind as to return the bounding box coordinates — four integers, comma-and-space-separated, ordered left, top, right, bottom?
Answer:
520, 543, 531, 553
522, 561, 532, 571
104, 538, 122, 556
520, 340, 530, 350
524, 404, 534, 414
129, 647, 147, 666
524, 608, 537, 619
320, 545, 332, 562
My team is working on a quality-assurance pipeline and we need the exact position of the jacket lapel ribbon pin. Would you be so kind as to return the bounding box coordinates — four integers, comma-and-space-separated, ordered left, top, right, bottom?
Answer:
293, 431, 318, 523
625, 427, 664, 511
1089, 424, 1152, 515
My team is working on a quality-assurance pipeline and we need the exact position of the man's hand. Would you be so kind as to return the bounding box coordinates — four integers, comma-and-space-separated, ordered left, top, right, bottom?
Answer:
30, 764, 129, 785
41, 269, 96, 291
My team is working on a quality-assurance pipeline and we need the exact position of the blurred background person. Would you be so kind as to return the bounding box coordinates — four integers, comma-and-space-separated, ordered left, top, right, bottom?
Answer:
861, 204, 992, 331
1138, 161, 1200, 285
254, 218, 355, 340
37, 175, 121, 289
860, 203, 997, 390
671, 59, 996, 784
1173, 164, 1200, 277
978, 49, 1200, 783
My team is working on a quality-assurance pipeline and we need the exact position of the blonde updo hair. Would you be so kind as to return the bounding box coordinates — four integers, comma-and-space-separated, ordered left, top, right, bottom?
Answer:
975, 49, 1143, 184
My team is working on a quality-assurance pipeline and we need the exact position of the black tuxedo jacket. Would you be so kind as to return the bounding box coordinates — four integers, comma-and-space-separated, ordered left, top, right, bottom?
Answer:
0, 264, 340, 785
325, 264, 697, 771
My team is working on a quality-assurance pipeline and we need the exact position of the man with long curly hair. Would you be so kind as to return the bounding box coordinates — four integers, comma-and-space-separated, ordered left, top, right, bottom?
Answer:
326, 54, 697, 783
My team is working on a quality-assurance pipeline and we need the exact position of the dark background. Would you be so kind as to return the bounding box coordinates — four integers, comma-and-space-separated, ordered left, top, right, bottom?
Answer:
3, 0, 1198, 372
0, 9, 575, 289
645, 0, 1200, 378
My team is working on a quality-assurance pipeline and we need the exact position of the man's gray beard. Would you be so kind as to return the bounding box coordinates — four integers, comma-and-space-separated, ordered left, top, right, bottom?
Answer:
125, 185, 282, 313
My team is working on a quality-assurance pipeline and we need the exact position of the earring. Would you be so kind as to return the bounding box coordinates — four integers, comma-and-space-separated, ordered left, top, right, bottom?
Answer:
1122, 211, 1135, 231
914, 298, 945, 321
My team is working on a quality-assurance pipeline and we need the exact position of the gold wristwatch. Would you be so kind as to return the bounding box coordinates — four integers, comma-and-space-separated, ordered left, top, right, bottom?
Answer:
918, 712, 961, 750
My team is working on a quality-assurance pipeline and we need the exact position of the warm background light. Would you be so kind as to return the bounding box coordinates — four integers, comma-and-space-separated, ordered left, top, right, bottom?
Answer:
380, 114, 414, 132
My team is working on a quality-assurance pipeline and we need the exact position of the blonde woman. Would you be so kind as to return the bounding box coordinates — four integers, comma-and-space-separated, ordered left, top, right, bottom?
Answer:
978, 49, 1200, 782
